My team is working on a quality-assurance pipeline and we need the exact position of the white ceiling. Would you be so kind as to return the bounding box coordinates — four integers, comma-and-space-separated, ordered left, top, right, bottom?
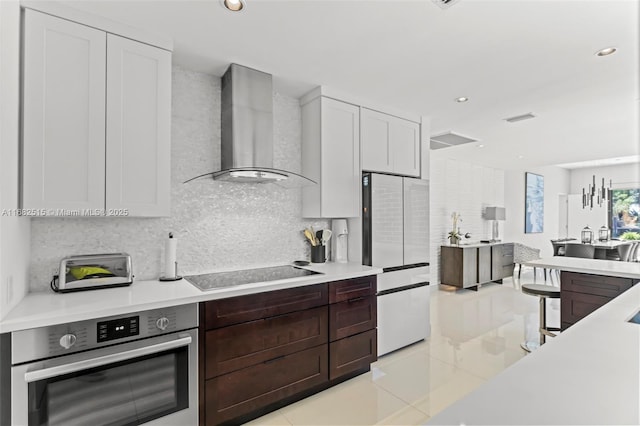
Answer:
59, 0, 640, 170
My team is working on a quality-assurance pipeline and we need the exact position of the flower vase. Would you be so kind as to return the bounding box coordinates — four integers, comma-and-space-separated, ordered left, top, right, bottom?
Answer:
449, 236, 460, 246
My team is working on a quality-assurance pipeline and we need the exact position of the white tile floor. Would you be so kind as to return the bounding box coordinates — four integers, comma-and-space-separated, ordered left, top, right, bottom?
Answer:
247, 268, 560, 425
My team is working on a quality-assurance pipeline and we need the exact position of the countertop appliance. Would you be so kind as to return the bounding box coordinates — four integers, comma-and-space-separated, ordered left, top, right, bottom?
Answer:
362, 172, 430, 356
331, 219, 349, 263
9, 304, 198, 425
56, 253, 133, 292
185, 265, 322, 291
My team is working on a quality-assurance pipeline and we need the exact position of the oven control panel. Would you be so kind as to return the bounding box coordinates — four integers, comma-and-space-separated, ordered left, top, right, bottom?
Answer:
97, 316, 140, 343
11, 304, 198, 365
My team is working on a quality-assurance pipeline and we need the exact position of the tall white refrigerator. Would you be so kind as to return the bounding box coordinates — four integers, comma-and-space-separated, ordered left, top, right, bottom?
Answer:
363, 172, 430, 356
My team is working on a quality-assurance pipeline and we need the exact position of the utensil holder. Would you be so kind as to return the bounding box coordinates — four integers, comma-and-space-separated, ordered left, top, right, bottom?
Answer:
310, 245, 326, 263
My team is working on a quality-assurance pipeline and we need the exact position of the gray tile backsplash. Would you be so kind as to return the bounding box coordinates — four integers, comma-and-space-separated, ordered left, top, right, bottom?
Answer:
29, 66, 328, 291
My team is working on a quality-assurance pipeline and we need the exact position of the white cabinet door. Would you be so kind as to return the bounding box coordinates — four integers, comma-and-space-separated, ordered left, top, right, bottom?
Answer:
22, 9, 106, 211
392, 118, 420, 177
302, 96, 360, 218
320, 98, 360, 217
361, 108, 392, 173
106, 34, 171, 217
361, 108, 420, 176
371, 173, 404, 268
403, 177, 429, 264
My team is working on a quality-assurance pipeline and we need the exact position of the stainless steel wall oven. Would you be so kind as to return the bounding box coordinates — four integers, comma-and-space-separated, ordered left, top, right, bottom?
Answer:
9, 304, 198, 426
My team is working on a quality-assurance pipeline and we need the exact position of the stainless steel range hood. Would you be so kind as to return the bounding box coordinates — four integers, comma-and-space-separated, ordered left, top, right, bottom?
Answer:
213, 64, 315, 186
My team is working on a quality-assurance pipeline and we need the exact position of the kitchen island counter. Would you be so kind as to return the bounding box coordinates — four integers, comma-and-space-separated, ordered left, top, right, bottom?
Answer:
0, 262, 382, 333
524, 256, 640, 279
427, 258, 640, 425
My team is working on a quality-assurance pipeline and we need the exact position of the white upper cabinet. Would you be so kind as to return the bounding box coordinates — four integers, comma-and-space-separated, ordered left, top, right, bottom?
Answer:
106, 34, 171, 217
361, 108, 420, 177
302, 96, 360, 218
22, 9, 107, 211
21, 9, 171, 217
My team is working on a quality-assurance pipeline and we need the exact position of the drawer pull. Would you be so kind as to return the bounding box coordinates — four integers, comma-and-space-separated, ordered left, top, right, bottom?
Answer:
264, 355, 286, 364
347, 296, 365, 304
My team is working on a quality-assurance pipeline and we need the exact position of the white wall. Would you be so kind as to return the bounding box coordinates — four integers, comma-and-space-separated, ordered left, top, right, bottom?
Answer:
0, 1, 31, 319
503, 166, 571, 258
430, 152, 505, 285
28, 66, 329, 291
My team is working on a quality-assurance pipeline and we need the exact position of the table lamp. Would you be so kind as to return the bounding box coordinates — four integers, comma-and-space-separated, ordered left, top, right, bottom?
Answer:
486, 207, 506, 242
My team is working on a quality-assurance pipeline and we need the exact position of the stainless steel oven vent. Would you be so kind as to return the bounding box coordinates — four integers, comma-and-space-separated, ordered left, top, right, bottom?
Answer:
431, 0, 461, 9
504, 113, 537, 123
430, 131, 478, 150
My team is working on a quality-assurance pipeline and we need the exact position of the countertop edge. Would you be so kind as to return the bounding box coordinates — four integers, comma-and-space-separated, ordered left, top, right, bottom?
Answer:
523, 257, 640, 279
0, 263, 383, 333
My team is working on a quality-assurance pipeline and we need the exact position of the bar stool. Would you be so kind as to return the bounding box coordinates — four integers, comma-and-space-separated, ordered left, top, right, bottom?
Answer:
520, 284, 561, 353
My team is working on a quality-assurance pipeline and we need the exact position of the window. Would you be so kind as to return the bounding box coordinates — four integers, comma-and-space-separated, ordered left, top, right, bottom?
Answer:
609, 188, 640, 238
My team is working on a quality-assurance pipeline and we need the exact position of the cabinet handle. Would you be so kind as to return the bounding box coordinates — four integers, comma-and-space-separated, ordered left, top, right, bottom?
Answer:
347, 296, 365, 304
264, 355, 286, 364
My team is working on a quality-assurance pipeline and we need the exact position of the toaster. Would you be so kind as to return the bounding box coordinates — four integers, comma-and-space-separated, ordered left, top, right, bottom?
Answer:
57, 253, 133, 292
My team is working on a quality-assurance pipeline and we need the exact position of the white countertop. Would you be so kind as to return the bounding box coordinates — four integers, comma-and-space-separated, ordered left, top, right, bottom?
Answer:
427, 282, 640, 425
524, 256, 640, 279
442, 241, 510, 249
0, 262, 382, 333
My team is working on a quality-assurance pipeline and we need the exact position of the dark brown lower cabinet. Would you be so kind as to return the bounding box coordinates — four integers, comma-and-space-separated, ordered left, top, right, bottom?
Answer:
329, 329, 377, 381
206, 345, 328, 425
560, 271, 636, 330
205, 306, 328, 378
329, 295, 376, 341
200, 275, 378, 426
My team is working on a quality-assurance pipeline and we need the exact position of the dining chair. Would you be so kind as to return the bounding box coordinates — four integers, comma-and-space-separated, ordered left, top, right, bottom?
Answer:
627, 241, 640, 262
616, 243, 634, 262
564, 243, 596, 259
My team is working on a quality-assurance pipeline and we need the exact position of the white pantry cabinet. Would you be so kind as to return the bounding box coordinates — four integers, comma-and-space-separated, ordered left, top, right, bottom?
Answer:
21, 9, 171, 217
361, 108, 420, 177
301, 96, 360, 218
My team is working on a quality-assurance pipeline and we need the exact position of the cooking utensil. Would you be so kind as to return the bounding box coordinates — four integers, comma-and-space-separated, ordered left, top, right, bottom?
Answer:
304, 229, 317, 246
316, 230, 323, 245
322, 229, 332, 246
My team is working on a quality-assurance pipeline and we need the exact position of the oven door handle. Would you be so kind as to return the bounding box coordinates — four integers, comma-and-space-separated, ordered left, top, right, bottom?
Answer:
24, 334, 192, 383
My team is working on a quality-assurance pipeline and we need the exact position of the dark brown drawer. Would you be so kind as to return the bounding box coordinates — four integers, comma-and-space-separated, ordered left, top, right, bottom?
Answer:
329, 275, 376, 303
329, 295, 376, 341
329, 329, 377, 381
206, 306, 328, 378
205, 344, 328, 425
561, 272, 633, 299
205, 283, 328, 329
561, 290, 612, 325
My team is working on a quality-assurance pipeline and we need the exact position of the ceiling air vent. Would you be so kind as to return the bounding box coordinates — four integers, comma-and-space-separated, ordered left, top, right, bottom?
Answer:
504, 113, 536, 123
430, 131, 478, 150
431, 0, 461, 9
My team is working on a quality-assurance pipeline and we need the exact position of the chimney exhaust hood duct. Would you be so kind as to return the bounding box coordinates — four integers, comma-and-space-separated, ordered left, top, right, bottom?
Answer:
212, 64, 316, 186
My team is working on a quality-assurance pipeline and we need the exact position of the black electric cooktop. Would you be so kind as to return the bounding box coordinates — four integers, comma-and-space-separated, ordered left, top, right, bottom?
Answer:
185, 265, 321, 291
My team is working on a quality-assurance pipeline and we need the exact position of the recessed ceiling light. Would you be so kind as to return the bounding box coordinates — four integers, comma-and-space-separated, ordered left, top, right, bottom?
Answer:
517, 155, 524, 159
596, 47, 617, 57
222, 0, 244, 12
477, 144, 485, 148
455, 97, 469, 103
